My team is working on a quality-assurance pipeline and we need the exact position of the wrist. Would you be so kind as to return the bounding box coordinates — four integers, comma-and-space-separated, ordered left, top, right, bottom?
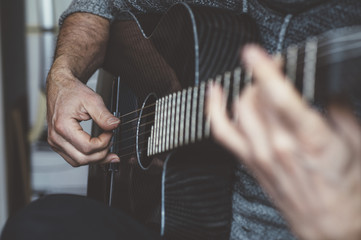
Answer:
53, 13, 110, 82
46, 60, 80, 92
50, 56, 84, 83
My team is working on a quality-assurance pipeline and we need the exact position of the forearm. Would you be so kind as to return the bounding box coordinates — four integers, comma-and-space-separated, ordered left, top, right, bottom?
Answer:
45, 12, 120, 167
51, 12, 110, 83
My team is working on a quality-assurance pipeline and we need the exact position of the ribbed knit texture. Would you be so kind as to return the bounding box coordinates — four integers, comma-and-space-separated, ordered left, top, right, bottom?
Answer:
59, 1, 361, 239
60, 0, 361, 53
60, 0, 113, 23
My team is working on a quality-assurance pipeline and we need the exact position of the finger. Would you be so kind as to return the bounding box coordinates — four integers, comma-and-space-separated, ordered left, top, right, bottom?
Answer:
233, 85, 273, 166
50, 145, 79, 167
272, 53, 284, 70
49, 123, 119, 165
248, 104, 321, 215
84, 93, 120, 131
53, 115, 114, 155
233, 86, 292, 187
56, 148, 120, 167
242, 45, 331, 141
241, 45, 302, 113
101, 152, 121, 164
206, 82, 250, 159
50, 134, 119, 166
328, 104, 361, 150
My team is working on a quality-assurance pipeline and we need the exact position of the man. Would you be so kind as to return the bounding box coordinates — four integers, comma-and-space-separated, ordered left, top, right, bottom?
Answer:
2, 0, 361, 239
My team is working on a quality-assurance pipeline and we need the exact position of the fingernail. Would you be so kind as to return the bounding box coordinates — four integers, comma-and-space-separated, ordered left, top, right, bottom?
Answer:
107, 118, 120, 125
110, 158, 119, 163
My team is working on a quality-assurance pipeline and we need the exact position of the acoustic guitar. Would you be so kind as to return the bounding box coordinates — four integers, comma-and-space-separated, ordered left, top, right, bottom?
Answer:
87, 3, 361, 240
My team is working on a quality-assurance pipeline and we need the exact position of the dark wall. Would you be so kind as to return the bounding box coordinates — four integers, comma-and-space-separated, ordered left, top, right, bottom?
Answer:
0, 0, 31, 215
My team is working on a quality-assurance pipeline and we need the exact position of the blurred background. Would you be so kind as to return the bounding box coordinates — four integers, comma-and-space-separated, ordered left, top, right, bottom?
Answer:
0, 0, 98, 230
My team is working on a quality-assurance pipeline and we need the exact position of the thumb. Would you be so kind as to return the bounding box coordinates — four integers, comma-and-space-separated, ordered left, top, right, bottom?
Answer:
86, 95, 120, 131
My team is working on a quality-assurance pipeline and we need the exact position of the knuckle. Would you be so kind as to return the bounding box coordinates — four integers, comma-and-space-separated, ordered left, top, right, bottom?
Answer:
73, 154, 86, 167
252, 148, 273, 169
88, 92, 102, 104
256, 155, 272, 168
47, 138, 55, 147
80, 144, 93, 155
94, 93, 103, 103
54, 120, 66, 135
212, 124, 225, 141
70, 161, 81, 167
47, 127, 56, 139
272, 134, 294, 160
47, 131, 59, 148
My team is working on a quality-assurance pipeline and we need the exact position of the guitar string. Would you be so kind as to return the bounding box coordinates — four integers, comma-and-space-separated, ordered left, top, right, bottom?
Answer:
114, 87, 206, 129
114, 137, 196, 159
112, 143, 161, 160
114, 133, 204, 159
116, 102, 155, 119
119, 111, 155, 126
118, 120, 154, 137
115, 145, 169, 160
112, 138, 149, 154
112, 129, 151, 146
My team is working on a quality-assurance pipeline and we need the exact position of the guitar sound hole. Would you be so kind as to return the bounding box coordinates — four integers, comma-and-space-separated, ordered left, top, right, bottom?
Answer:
136, 93, 157, 170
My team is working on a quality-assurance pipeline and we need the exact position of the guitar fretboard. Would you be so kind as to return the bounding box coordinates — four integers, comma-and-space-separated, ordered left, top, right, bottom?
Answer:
147, 79, 209, 156
145, 26, 361, 157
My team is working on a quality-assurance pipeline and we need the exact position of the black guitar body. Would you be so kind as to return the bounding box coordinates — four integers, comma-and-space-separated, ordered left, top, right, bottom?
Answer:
88, 4, 259, 240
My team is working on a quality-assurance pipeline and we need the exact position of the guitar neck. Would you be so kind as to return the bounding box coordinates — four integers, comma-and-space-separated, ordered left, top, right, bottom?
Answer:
147, 73, 212, 156
146, 26, 361, 157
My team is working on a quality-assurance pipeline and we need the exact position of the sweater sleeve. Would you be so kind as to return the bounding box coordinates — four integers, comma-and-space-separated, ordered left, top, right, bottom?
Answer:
59, 0, 114, 26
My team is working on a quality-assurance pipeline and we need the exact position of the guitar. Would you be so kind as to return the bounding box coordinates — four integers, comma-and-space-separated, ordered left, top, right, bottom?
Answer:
87, 3, 361, 240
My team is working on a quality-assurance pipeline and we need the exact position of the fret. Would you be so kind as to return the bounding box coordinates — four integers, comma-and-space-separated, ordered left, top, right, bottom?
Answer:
204, 80, 212, 138
184, 87, 192, 145
303, 38, 318, 102
158, 98, 164, 154
223, 71, 231, 110
162, 96, 168, 152
153, 100, 159, 154
179, 89, 187, 146
150, 125, 154, 155
174, 91, 181, 148
191, 85, 198, 143
147, 136, 151, 156
197, 81, 206, 141
170, 92, 176, 150
154, 99, 159, 154
232, 67, 242, 102
147, 126, 154, 156
215, 74, 222, 86
166, 95, 171, 151
148, 126, 153, 156
286, 45, 298, 84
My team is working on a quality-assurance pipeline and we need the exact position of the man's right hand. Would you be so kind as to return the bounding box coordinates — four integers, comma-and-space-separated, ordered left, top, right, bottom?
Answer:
45, 13, 118, 166
46, 68, 120, 167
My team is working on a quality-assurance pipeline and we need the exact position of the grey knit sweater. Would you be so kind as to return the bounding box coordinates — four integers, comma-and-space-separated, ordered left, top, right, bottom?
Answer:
60, 1, 361, 239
